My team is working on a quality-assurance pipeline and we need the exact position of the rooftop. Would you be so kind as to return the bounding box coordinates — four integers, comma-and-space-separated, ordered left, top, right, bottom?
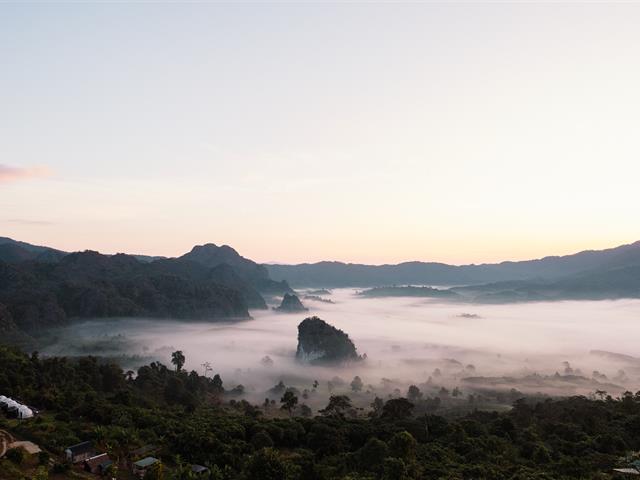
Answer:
192, 464, 209, 474
134, 457, 158, 468
66, 441, 93, 455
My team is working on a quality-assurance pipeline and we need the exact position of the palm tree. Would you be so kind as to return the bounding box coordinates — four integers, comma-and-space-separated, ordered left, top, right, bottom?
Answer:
171, 350, 186, 372
280, 391, 298, 416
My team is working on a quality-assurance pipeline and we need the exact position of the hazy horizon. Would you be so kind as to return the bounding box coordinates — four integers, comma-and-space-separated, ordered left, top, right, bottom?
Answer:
4, 234, 639, 267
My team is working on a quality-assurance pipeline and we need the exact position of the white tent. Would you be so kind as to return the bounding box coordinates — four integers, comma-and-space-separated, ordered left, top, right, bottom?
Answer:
0, 395, 35, 419
18, 405, 33, 419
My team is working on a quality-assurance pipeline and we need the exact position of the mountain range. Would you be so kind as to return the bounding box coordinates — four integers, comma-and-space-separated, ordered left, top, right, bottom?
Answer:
266, 241, 640, 289
1, 237, 639, 341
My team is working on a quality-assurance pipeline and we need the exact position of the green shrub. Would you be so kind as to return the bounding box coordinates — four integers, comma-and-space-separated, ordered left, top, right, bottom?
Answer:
5, 447, 25, 465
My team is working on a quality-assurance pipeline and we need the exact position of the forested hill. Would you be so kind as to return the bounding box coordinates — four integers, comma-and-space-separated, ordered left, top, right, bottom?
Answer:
0, 250, 259, 338
0, 237, 291, 294
181, 243, 291, 294
266, 240, 640, 288
0, 238, 296, 340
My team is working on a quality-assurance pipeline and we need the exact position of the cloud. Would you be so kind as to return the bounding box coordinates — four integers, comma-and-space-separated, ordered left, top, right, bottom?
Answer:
4, 219, 54, 226
0, 164, 51, 183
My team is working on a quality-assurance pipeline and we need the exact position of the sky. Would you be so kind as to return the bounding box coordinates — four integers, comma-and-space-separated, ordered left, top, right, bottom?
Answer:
1, 2, 639, 265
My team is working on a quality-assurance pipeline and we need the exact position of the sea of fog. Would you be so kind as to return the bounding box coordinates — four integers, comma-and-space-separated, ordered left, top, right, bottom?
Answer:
42, 289, 640, 404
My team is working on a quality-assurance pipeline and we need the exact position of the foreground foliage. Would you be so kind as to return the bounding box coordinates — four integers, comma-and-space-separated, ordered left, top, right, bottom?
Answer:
0, 346, 638, 479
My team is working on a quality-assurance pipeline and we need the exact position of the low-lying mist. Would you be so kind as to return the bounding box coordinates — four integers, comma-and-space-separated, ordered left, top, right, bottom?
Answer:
39, 289, 640, 410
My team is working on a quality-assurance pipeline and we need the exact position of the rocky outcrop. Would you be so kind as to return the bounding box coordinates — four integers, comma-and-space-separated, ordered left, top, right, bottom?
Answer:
296, 317, 361, 365
275, 294, 307, 313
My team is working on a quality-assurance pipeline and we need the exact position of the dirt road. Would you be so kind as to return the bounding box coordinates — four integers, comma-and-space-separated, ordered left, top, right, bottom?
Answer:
0, 429, 14, 458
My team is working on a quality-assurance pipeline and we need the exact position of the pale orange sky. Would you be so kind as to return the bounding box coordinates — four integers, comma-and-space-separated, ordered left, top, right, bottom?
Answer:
1, 3, 639, 265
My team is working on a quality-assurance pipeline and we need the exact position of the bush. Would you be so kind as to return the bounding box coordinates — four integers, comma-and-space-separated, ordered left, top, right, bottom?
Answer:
244, 448, 288, 480
52, 462, 70, 474
6, 447, 25, 465
251, 431, 275, 450
38, 450, 50, 465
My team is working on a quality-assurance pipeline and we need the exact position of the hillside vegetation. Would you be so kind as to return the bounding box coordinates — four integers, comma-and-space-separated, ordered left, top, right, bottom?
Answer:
1, 346, 640, 479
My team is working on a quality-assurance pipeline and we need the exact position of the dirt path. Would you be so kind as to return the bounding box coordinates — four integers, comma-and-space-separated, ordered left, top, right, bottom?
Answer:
0, 429, 14, 458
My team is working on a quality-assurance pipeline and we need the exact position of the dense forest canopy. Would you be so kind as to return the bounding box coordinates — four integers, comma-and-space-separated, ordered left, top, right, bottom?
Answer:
1, 345, 640, 479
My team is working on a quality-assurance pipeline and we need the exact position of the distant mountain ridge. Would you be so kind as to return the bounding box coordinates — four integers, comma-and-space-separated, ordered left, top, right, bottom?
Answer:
449, 264, 640, 303
266, 241, 640, 288
0, 237, 67, 263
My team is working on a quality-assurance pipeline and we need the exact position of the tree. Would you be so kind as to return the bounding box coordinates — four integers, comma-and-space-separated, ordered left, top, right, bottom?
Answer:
351, 375, 363, 392
280, 390, 298, 415
170, 455, 194, 480
229, 384, 245, 396
270, 380, 286, 395
245, 448, 288, 480
595, 390, 607, 400
171, 350, 186, 372
369, 396, 385, 418
6, 447, 24, 465
407, 385, 422, 401
319, 395, 356, 419
164, 376, 186, 404
251, 431, 275, 450
382, 457, 408, 480
212, 374, 224, 393
144, 461, 165, 480
38, 451, 50, 466
382, 398, 414, 420
32, 466, 49, 480
389, 431, 417, 462
358, 438, 388, 472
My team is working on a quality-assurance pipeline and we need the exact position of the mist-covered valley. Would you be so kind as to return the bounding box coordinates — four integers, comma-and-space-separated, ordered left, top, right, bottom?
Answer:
36, 288, 640, 414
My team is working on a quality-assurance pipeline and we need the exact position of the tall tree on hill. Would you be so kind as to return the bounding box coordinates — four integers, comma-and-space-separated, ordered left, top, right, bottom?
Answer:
171, 350, 186, 372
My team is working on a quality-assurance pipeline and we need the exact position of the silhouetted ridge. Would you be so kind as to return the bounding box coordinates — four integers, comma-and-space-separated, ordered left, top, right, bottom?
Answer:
0, 251, 252, 336
267, 240, 640, 288
181, 243, 292, 294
